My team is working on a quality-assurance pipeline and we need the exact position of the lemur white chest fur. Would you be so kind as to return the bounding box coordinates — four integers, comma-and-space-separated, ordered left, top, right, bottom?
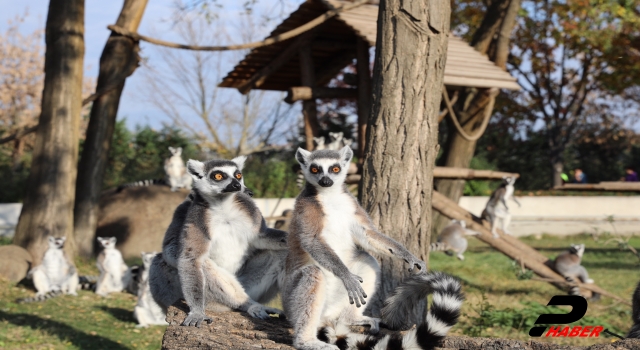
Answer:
317, 190, 358, 264
42, 248, 69, 285
101, 249, 126, 276
206, 195, 256, 273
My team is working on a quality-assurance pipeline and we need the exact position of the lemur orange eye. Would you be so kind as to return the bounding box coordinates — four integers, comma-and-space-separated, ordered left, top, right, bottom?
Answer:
235, 173, 242, 179
311, 167, 319, 173
214, 173, 223, 180
332, 167, 340, 173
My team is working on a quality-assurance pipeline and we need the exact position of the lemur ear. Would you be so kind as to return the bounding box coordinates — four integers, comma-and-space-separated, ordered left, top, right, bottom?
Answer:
295, 148, 311, 166
459, 221, 467, 228
338, 145, 353, 164
187, 160, 205, 179
168, 146, 175, 153
48, 236, 55, 243
231, 155, 248, 171
109, 237, 117, 244
60, 237, 66, 243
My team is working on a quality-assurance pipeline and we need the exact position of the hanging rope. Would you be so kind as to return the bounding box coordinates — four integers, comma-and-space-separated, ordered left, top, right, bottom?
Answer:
441, 86, 497, 142
107, 0, 369, 52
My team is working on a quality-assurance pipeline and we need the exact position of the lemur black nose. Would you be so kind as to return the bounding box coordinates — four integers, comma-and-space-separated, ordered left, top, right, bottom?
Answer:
318, 177, 333, 187
231, 182, 241, 190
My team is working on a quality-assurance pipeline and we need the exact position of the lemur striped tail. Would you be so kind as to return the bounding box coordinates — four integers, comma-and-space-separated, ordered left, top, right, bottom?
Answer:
79, 275, 99, 291
16, 290, 63, 304
564, 276, 600, 301
627, 280, 640, 338
295, 170, 305, 189
116, 179, 167, 192
429, 242, 451, 252
319, 272, 464, 350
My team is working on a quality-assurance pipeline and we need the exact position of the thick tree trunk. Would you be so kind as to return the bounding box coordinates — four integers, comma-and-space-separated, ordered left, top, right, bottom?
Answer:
12, 0, 85, 264
551, 156, 564, 188
73, 0, 147, 257
359, 0, 450, 324
432, 0, 521, 238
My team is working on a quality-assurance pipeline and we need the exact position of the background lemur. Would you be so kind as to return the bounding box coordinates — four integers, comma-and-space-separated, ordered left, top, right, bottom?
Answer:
546, 244, 598, 299
481, 176, 520, 238
17, 237, 79, 303
134, 252, 168, 328
95, 237, 132, 297
164, 146, 192, 191
148, 156, 289, 327
284, 146, 463, 350
627, 280, 640, 338
430, 219, 479, 260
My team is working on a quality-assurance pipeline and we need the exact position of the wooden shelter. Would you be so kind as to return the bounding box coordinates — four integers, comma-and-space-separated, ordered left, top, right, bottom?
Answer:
219, 0, 521, 154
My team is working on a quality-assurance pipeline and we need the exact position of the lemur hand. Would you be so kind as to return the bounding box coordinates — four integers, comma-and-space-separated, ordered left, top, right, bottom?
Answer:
404, 256, 426, 274
247, 303, 284, 320
182, 312, 213, 327
342, 272, 367, 307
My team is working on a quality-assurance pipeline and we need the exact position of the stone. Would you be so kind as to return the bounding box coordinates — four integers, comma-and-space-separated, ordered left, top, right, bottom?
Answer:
0, 245, 33, 282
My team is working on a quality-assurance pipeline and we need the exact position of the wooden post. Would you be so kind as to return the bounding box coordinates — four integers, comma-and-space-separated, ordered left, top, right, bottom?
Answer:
356, 38, 371, 161
73, 0, 148, 257
299, 44, 320, 151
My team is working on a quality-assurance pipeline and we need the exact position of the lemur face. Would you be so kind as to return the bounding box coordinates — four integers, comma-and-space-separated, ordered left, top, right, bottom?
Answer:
48, 236, 66, 249
97, 236, 117, 249
296, 146, 353, 189
503, 176, 517, 186
141, 252, 157, 268
570, 243, 586, 257
187, 156, 247, 198
168, 147, 182, 157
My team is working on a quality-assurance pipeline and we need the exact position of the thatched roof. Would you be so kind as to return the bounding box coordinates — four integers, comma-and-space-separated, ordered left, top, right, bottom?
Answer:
219, 0, 521, 92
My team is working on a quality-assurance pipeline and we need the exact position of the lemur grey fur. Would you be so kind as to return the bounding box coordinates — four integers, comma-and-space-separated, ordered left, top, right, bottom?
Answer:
284, 146, 464, 350
481, 176, 520, 238
95, 237, 132, 297
16, 237, 79, 304
318, 272, 464, 350
134, 252, 167, 328
430, 220, 479, 261
164, 146, 192, 191
546, 244, 598, 299
627, 280, 640, 338
148, 156, 289, 327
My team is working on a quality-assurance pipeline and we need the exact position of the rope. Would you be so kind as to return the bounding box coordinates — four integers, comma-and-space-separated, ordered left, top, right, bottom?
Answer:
442, 86, 497, 141
107, 0, 369, 52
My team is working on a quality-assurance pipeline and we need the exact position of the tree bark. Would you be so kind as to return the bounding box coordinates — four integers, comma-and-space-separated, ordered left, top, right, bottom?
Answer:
359, 0, 450, 324
12, 0, 85, 264
432, 0, 521, 238
299, 44, 320, 151
73, 0, 147, 258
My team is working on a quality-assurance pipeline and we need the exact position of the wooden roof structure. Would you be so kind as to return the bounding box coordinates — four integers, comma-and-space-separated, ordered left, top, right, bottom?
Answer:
219, 0, 521, 92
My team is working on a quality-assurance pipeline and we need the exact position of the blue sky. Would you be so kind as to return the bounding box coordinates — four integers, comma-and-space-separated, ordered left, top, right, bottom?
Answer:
2, 0, 303, 131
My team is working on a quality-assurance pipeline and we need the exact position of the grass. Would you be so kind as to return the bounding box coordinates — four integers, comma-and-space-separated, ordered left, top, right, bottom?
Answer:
0, 232, 637, 349
430, 233, 640, 347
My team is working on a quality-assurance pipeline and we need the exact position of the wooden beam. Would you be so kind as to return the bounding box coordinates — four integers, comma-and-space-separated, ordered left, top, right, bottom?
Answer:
431, 190, 630, 305
554, 182, 640, 192
357, 37, 371, 161
433, 167, 519, 179
299, 44, 320, 151
312, 39, 355, 51
237, 30, 316, 95
284, 86, 358, 103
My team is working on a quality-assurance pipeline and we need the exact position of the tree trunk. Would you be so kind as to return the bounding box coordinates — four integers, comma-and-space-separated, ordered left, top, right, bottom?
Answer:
359, 0, 450, 324
73, 0, 147, 257
12, 0, 85, 264
432, 0, 521, 238
551, 155, 564, 188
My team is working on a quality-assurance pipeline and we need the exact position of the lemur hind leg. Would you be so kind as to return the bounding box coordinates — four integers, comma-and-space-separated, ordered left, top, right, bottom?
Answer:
498, 208, 512, 235
237, 249, 287, 305
148, 254, 183, 313
31, 267, 50, 296
572, 265, 594, 284
284, 265, 338, 350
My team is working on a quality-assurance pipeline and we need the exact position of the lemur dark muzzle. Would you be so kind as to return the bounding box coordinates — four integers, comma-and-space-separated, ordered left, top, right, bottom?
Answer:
223, 179, 242, 193
318, 177, 333, 187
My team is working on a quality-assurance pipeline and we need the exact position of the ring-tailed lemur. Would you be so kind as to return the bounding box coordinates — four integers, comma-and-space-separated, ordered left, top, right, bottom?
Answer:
284, 146, 464, 350
296, 133, 354, 189
164, 146, 192, 191
148, 156, 289, 327
627, 280, 640, 338
481, 176, 520, 238
430, 219, 480, 261
16, 237, 79, 303
95, 237, 133, 297
134, 252, 168, 327
546, 244, 598, 299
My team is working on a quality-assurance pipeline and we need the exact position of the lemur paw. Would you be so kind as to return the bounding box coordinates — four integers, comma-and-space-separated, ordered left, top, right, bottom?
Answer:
182, 312, 213, 327
342, 273, 367, 308
585, 279, 594, 284
247, 304, 283, 320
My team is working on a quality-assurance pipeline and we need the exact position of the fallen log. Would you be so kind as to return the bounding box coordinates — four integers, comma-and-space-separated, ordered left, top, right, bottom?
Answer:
161, 303, 639, 349
431, 190, 630, 305
554, 183, 640, 192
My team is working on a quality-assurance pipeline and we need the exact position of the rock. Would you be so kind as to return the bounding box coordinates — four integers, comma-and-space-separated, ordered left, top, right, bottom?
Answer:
96, 186, 189, 259
162, 303, 640, 350
0, 245, 33, 282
